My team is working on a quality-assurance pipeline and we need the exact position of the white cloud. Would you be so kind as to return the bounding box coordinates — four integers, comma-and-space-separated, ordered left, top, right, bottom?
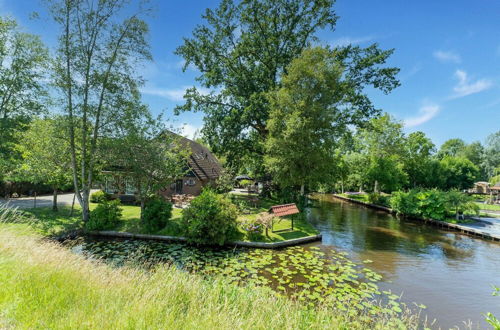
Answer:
179, 123, 201, 140
451, 69, 493, 99
404, 104, 441, 128
331, 35, 374, 47
433, 50, 461, 63
141, 86, 210, 102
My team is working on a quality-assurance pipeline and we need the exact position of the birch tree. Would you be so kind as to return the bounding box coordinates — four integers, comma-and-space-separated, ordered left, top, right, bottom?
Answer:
48, 0, 151, 222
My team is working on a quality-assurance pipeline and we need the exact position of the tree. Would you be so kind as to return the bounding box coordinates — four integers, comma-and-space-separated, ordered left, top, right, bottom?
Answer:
483, 131, 500, 179
0, 16, 49, 179
102, 108, 188, 220
403, 131, 437, 188
440, 156, 479, 190
437, 138, 466, 159
265, 47, 399, 194
175, 0, 399, 174
356, 114, 407, 192
49, 0, 152, 222
14, 118, 72, 211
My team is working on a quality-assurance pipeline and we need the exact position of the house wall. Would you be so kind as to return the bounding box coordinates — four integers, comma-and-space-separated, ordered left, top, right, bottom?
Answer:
160, 177, 208, 198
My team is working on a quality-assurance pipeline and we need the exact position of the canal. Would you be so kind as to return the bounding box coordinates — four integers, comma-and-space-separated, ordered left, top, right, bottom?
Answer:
307, 194, 500, 328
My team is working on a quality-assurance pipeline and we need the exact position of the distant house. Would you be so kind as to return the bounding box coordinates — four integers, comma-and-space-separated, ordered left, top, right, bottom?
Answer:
160, 136, 222, 197
102, 134, 223, 199
471, 181, 491, 194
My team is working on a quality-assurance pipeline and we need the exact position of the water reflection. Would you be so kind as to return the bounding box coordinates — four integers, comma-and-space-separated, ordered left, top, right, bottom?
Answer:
307, 194, 500, 328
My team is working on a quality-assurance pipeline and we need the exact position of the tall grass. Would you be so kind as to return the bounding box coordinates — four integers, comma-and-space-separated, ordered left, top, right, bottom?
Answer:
0, 208, 422, 329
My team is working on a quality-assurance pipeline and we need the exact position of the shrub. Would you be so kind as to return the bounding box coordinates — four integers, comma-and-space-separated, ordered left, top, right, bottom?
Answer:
142, 198, 173, 232
416, 189, 447, 221
181, 190, 239, 245
367, 192, 389, 206
390, 190, 420, 217
241, 218, 264, 241
86, 199, 122, 231
90, 190, 111, 203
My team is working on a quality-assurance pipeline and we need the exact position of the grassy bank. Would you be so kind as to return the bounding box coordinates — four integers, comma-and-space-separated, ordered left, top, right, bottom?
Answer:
0, 225, 419, 329
22, 194, 318, 243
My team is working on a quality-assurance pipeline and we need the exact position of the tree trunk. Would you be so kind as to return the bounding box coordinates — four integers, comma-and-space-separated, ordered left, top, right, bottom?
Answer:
341, 180, 345, 194
300, 184, 305, 196
70, 192, 76, 217
34, 191, 37, 208
52, 189, 58, 212
81, 189, 90, 223
140, 198, 145, 223
374, 180, 379, 193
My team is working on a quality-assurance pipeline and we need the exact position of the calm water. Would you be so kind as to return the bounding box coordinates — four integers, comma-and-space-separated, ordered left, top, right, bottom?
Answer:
307, 194, 500, 328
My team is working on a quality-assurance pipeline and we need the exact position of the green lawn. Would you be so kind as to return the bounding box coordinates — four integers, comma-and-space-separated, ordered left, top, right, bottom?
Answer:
21, 195, 318, 243
476, 202, 500, 212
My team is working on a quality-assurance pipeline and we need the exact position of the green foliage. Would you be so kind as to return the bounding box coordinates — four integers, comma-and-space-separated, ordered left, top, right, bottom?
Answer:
86, 200, 122, 231
240, 218, 264, 241
181, 190, 239, 245
415, 189, 448, 221
440, 156, 479, 190
239, 179, 253, 187
175, 0, 399, 175
90, 190, 111, 203
0, 16, 49, 180
389, 190, 421, 217
367, 193, 390, 207
390, 189, 478, 221
265, 48, 399, 193
485, 286, 500, 329
142, 198, 173, 233
212, 170, 234, 193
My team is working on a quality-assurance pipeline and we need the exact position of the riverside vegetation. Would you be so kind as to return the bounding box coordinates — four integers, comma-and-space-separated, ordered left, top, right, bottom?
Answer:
0, 206, 425, 329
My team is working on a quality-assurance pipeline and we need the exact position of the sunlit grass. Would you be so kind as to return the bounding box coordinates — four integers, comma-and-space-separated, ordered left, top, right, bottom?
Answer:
21, 196, 318, 242
0, 224, 421, 329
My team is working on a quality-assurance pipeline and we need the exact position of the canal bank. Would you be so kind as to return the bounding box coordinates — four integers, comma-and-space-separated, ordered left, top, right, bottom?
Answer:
332, 194, 500, 241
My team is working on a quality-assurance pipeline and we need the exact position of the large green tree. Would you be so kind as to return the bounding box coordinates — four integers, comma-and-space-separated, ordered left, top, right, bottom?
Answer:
264, 47, 399, 194
49, 0, 152, 222
15, 118, 72, 211
403, 131, 438, 188
483, 131, 500, 179
0, 17, 49, 179
175, 0, 399, 175
357, 114, 407, 192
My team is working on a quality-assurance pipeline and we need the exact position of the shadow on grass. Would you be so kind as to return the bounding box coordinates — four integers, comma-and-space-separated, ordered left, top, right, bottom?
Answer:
23, 206, 83, 236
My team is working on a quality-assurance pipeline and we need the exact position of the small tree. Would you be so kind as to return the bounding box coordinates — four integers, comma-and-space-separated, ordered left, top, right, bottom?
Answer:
445, 190, 479, 220
15, 118, 72, 211
103, 109, 188, 221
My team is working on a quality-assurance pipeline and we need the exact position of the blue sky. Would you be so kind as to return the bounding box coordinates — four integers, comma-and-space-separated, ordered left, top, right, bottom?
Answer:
2, 0, 499, 146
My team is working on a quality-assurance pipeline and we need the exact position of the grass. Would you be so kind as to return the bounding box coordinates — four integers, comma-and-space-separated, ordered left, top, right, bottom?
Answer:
0, 223, 420, 329
20, 194, 319, 243
475, 202, 500, 212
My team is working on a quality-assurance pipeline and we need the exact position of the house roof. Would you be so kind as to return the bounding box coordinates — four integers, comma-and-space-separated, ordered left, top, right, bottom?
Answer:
269, 203, 300, 217
176, 135, 223, 181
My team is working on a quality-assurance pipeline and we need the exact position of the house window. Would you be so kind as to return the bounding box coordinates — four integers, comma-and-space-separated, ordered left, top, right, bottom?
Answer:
185, 178, 196, 186
105, 177, 118, 194
125, 179, 136, 195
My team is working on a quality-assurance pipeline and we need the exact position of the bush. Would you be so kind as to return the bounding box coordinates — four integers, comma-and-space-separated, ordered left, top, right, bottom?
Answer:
90, 190, 111, 203
181, 190, 239, 245
390, 190, 420, 217
142, 198, 173, 232
86, 199, 122, 231
390, 189, 478, 221
241, 218, 264, 241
